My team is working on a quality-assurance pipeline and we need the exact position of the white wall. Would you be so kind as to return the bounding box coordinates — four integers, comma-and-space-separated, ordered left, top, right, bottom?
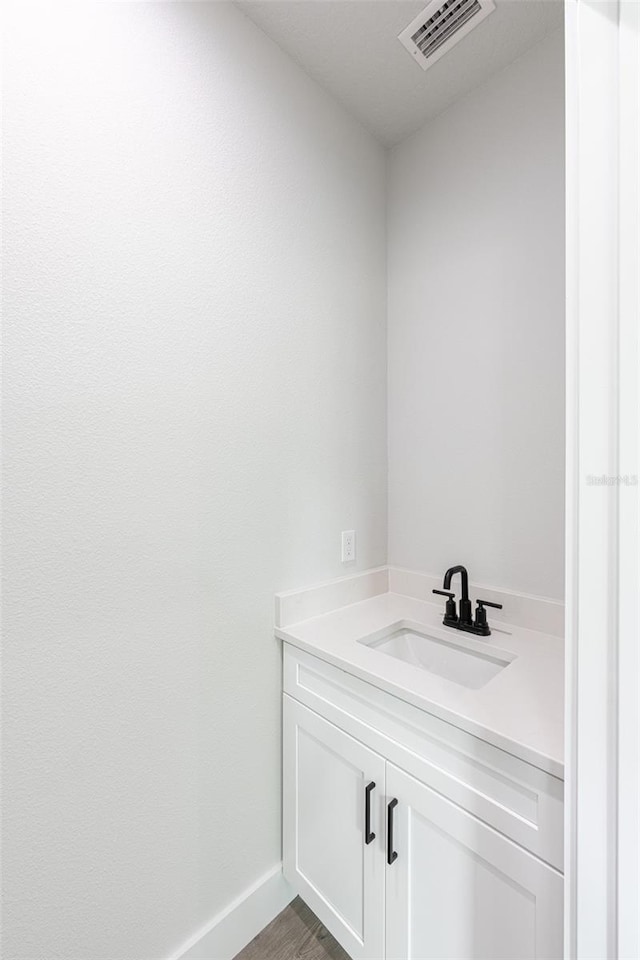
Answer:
387, 29, 565, 601
1, 4, 387, 958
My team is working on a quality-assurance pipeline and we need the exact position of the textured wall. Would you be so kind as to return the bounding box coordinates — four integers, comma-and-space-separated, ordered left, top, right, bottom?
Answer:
387, 29, 565, 600
1, 3, 387, 957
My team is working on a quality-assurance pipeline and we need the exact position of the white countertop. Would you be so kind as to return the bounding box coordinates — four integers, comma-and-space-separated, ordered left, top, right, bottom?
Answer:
276, 592, 564, 779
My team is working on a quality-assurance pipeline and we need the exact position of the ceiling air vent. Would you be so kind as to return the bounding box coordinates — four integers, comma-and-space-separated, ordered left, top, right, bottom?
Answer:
398, 0, 495, 71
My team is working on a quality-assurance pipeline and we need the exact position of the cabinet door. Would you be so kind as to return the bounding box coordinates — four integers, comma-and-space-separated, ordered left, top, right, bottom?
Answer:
283, 695, 385, 960
385, 764, 563, 960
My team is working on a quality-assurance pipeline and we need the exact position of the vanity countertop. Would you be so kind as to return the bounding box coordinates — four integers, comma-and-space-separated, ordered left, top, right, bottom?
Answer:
276, 591, 564, 779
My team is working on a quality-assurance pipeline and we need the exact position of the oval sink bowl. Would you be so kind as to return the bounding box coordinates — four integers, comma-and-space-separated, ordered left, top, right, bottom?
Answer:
359, 625, 515, 690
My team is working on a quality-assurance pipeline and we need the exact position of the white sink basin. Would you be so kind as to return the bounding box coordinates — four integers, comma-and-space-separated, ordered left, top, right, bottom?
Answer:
359, 625, 514, 689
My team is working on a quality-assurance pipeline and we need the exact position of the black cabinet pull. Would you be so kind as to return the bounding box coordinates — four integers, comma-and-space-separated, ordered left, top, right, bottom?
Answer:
364, 781, 376, 844
387, 798, 398, 864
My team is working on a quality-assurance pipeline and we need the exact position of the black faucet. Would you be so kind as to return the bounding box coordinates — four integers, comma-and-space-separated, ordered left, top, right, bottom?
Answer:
433, 564, 503, 636
444, 564, 472, 626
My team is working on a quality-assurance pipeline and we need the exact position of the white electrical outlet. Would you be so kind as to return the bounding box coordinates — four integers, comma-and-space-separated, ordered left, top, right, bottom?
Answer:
341, 530, 355, 563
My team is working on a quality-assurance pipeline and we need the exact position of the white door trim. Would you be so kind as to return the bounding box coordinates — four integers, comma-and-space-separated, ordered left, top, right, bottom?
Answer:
564, 2, 640, 957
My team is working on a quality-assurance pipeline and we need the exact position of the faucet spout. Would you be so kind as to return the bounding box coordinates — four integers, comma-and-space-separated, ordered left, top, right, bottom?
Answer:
443, 565, 471, 625
443, 565, 469, 601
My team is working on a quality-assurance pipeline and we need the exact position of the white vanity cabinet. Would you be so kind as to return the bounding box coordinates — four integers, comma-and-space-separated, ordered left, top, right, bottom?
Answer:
385, 764, 563, 960
283, 696, 385, 959
283, 644, 564, 960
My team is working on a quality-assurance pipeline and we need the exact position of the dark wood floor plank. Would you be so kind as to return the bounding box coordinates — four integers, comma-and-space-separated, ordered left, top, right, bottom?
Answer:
234, 897, 352, 960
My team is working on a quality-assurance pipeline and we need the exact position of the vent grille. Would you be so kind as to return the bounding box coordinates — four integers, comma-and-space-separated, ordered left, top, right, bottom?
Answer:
399, 0, 495, 71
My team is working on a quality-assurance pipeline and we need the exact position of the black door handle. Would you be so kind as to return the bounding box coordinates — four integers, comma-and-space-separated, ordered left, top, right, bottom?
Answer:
387, 798, 398, 864
365, 781, 376, 844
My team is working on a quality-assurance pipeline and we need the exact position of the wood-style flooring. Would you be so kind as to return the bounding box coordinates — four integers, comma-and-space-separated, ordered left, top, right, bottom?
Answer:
234, 897, 352, 960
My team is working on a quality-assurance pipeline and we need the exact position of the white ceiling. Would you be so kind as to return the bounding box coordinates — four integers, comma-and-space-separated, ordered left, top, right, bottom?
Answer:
235, 0, 563, 145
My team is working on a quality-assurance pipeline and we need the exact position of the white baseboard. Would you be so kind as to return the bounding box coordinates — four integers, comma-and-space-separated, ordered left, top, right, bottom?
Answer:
169, 864, 294, 960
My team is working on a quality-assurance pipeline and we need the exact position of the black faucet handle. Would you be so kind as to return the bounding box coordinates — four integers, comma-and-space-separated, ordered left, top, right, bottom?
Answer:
432, 589, 458, 623
473, 598, 503, 637
477, 599, 503, 610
